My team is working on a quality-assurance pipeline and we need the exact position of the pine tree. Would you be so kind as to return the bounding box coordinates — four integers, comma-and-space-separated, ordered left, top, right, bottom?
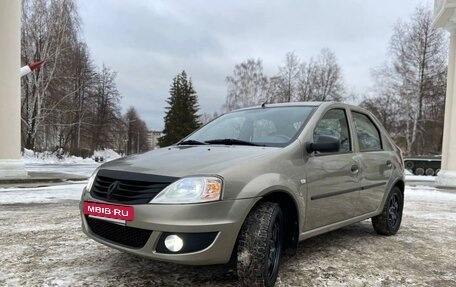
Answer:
159, 71, 200, 147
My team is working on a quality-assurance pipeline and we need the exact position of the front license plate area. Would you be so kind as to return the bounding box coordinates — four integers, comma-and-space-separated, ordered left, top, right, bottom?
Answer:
83, 201, 134, 221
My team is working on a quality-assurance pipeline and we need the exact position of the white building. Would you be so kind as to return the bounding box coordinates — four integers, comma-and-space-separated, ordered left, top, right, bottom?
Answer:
147, 130, 163, 150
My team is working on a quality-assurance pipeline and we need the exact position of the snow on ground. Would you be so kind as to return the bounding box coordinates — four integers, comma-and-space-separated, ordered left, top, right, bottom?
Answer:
405, 185, 456, 201
404, 169, 436, 182
0, 185, 455, 286
0, 183, 86, 204
405, 174, 436, 182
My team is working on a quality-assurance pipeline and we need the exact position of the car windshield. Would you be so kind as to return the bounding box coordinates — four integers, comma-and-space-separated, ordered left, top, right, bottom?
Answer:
183, 106, 316, 147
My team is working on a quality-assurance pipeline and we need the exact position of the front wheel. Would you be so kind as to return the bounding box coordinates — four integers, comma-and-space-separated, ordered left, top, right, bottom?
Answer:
372, 186, 403, 235
236, 202, 284, 287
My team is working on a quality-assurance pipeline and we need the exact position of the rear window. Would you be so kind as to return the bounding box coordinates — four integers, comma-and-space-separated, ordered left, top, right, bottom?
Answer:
352, 112, 382, 151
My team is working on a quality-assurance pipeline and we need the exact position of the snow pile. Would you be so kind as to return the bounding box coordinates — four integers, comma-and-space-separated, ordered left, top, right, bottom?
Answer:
93, 149, 121, 162
22, 148, 35, 158
21, 148, 121, 177
22, 148, 121, 164
22, 148, 93, 164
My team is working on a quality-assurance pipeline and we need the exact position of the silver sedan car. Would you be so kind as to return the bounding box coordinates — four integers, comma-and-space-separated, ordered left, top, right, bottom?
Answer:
80, 102, 404, 287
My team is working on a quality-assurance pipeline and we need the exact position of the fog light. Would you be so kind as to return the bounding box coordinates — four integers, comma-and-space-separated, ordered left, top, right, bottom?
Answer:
164, 234, 183, 252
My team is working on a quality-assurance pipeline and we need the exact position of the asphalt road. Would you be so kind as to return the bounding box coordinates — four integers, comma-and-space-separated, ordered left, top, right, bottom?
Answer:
1, 185, 455, 287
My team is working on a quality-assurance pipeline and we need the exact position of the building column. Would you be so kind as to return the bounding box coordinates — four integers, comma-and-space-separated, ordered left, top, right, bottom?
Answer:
0, 0, 27, 178
436, 28, 456, 188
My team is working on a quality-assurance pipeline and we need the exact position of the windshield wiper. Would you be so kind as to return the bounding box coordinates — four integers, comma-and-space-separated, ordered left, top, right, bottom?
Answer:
204, 139, 263, 146
177, 139, 208, 145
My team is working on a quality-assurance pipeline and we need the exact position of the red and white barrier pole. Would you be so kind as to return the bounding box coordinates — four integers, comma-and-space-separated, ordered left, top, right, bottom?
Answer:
20, 60, 44, 77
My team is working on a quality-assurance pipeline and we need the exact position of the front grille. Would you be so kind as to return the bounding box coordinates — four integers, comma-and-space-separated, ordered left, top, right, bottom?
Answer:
86, 216, 152, 248
90, 169, 178, 204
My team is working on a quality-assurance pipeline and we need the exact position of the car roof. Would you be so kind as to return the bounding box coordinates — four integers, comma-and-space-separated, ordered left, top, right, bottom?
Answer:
234, 102, 322, 112
234, 101, 359, 111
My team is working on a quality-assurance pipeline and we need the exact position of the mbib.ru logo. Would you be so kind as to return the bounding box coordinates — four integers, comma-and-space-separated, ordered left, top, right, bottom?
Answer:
83, 202, 134, 221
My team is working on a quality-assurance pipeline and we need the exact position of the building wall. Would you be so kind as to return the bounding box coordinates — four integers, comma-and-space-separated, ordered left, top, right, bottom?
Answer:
147, 131, 163, 150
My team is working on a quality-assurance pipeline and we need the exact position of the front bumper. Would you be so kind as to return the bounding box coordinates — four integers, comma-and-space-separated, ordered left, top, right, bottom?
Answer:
80, 189, 258, 265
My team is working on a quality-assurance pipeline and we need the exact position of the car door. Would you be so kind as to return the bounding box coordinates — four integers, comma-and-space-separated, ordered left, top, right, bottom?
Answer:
351, 111, 392, 215
304, 108, 361, 231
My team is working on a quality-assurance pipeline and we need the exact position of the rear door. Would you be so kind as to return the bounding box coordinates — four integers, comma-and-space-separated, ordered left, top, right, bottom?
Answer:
305, 108, 361, 230
351, 111, 392, 215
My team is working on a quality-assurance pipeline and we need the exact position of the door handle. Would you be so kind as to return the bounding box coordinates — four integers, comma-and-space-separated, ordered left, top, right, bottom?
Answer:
351, 164, 359, 174
386, 160, 392, 168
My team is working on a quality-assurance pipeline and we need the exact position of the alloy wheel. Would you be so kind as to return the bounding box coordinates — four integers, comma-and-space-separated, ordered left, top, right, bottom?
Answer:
267, 217, 282, 281
388, 193, 400, 229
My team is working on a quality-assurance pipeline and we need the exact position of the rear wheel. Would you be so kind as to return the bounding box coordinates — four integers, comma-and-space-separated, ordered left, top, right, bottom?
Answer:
372, 186, 403, 235
237, 202, 284, 287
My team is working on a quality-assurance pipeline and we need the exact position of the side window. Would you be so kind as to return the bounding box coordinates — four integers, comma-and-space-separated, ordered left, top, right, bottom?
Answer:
352, 112, 382, 151
314, 109, 351, 153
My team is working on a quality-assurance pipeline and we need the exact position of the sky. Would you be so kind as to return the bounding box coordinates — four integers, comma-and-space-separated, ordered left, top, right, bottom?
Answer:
78, 0, 431, 131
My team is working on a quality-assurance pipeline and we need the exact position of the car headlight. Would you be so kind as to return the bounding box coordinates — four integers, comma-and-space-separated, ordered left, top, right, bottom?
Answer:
85, 168, 99, 192
151, 176, 223, 204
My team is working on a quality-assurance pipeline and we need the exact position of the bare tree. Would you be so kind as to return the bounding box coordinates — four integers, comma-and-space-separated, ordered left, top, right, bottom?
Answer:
90, 65, 121, 151
20, 0, 130, 157
297, 48, 345, 102
125, 107, 149, 154
277, 52, 300, 102
69, 43, 97, 153
21, 0, 80, 150
363, 5, 447, 155
225, 59, 269, 111
199, 112, 219, 125
266, 76, 286, 104
225, 50, 345, 110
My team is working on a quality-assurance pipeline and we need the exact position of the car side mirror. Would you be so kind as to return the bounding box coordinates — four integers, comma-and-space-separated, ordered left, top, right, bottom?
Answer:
306, 135, 340, 153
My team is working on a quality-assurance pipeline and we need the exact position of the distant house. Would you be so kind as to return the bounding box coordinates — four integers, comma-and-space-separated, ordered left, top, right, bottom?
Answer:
147, 130, 163, 150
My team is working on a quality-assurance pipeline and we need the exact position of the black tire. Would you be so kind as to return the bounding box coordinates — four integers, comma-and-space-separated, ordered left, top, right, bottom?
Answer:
404, 161, 414, 170
372, 186, 403, 235
425, 168, 434, 176
415, 167, 424, 175
237, 202, 284, 287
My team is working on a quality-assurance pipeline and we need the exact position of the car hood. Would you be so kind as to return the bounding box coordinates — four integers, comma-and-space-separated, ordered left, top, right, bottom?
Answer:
99, 145, 280, 178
